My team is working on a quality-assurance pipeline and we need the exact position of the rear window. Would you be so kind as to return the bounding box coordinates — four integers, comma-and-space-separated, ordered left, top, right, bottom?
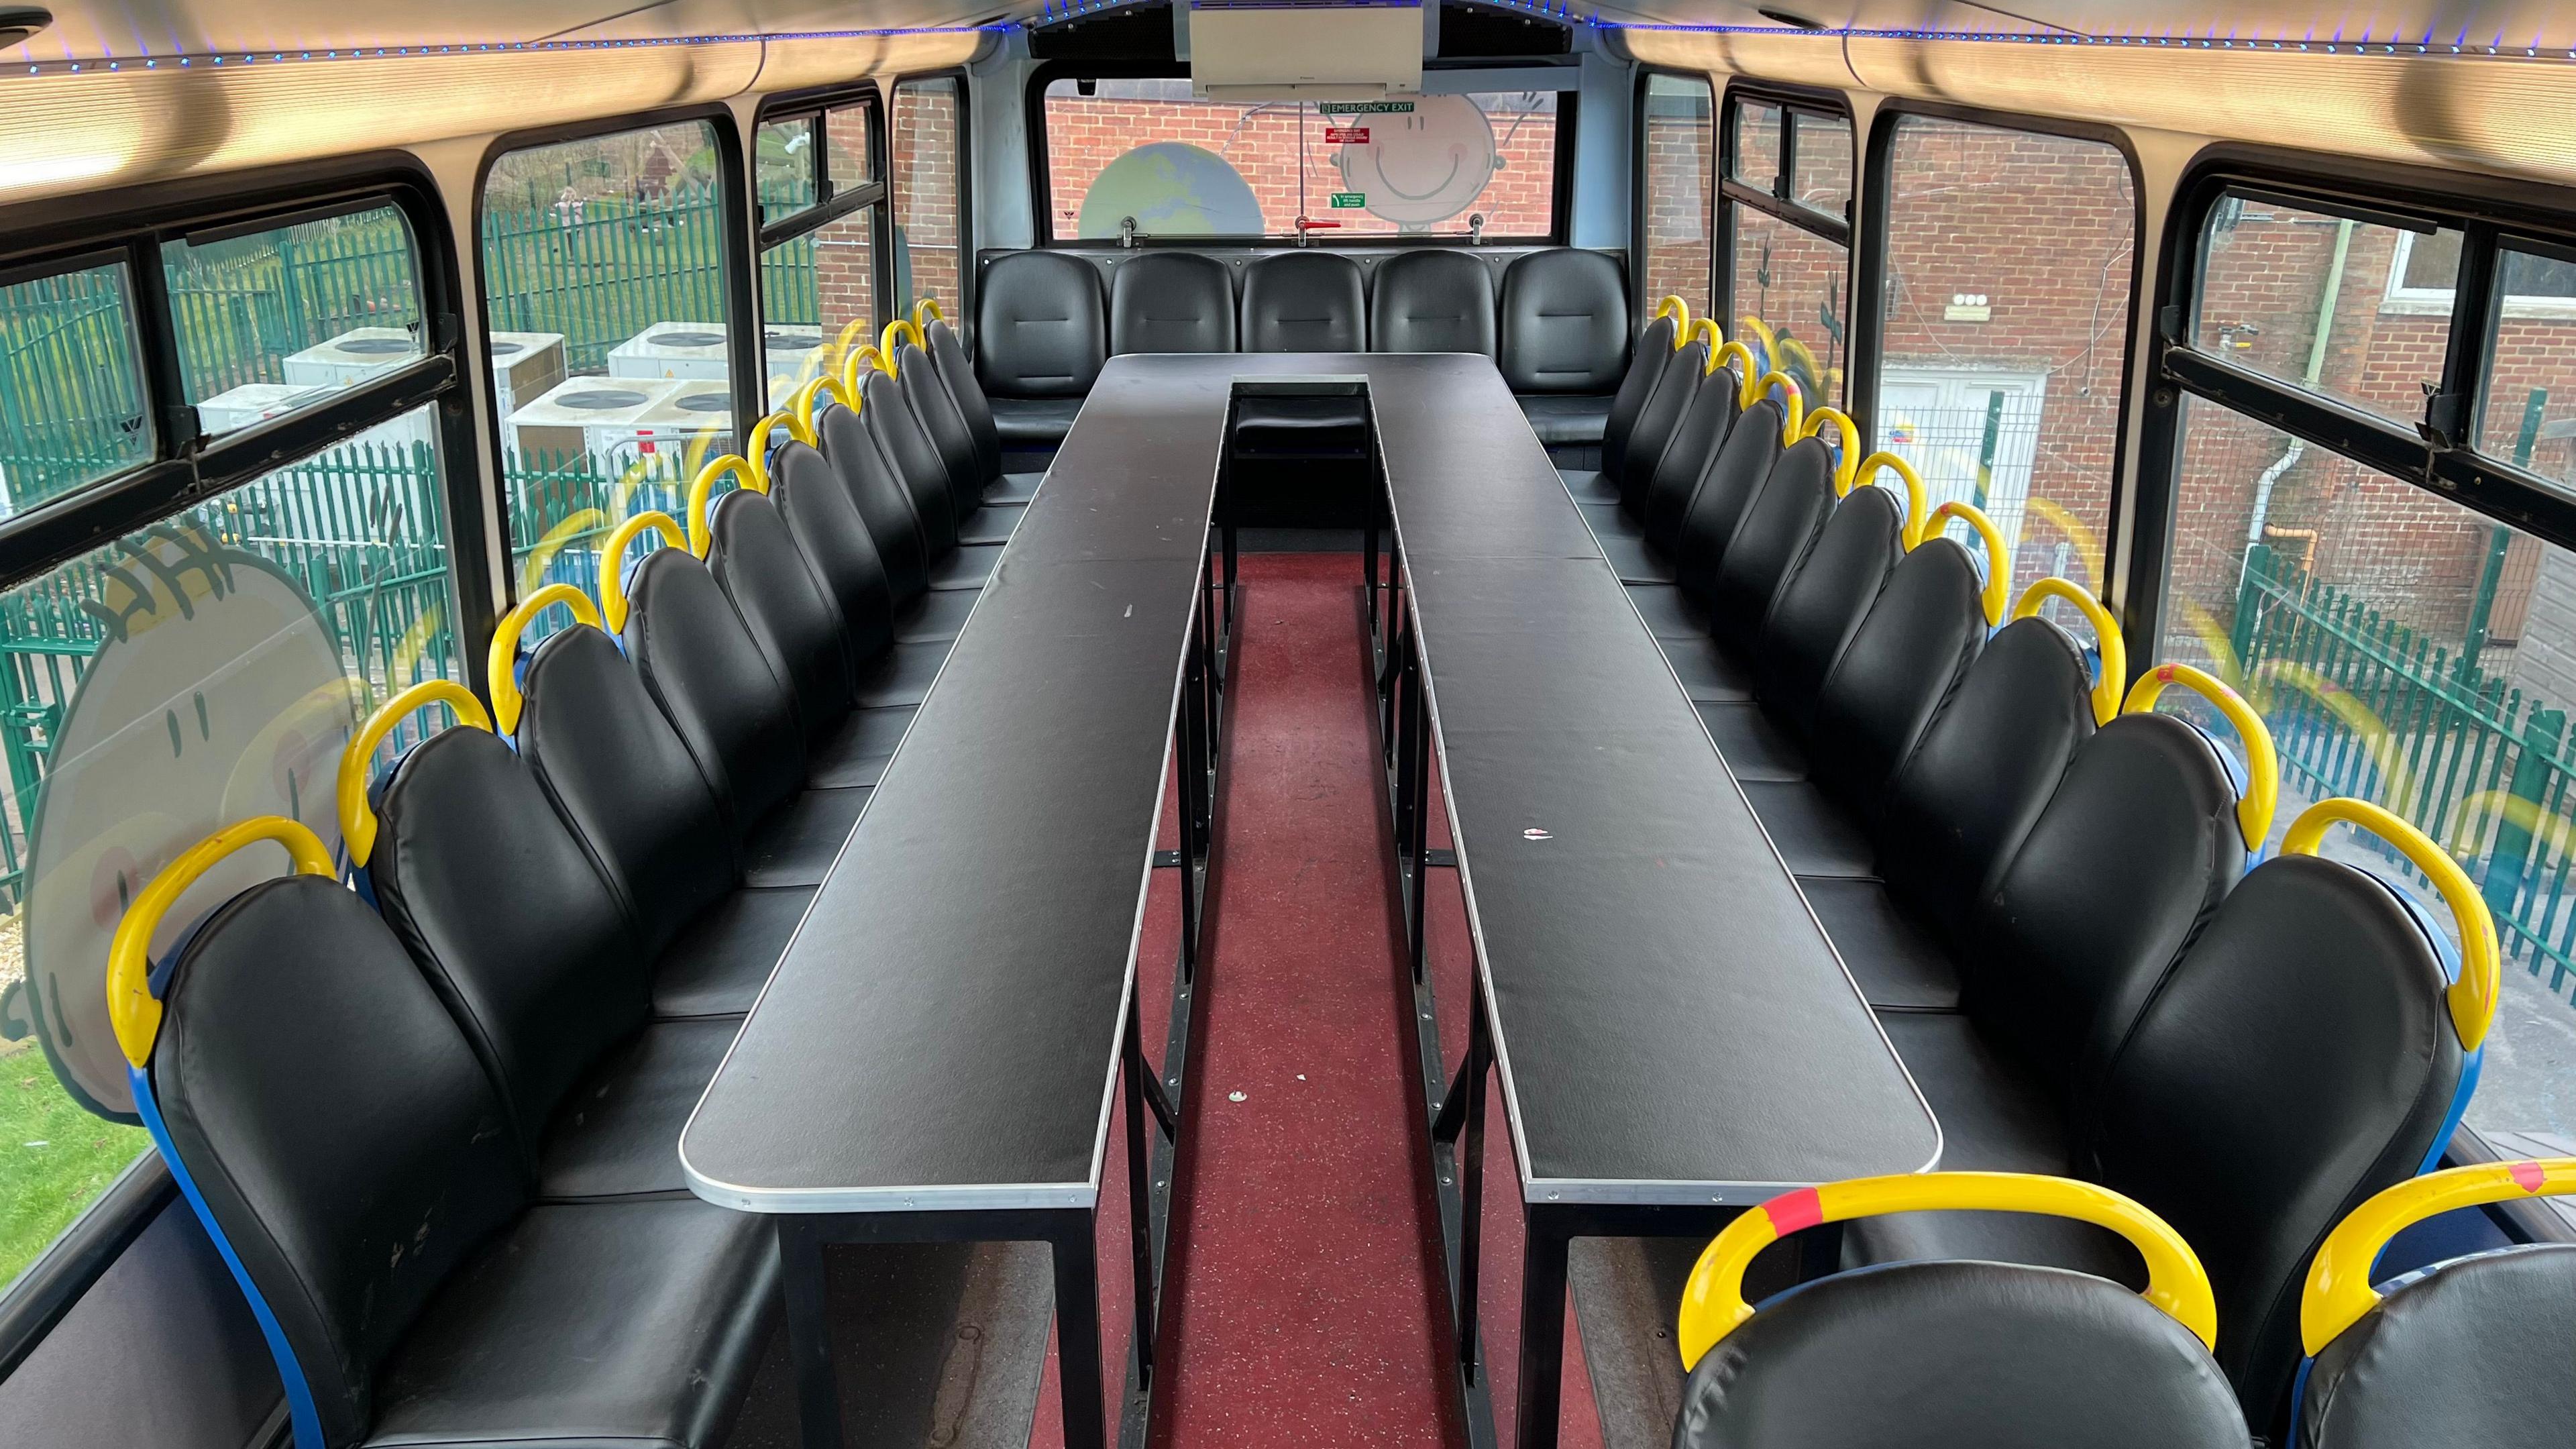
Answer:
1040, 78, 1561, 242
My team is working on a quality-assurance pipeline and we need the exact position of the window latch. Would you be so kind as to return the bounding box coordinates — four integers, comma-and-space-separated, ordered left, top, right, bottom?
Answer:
2419, 382, 2467, 451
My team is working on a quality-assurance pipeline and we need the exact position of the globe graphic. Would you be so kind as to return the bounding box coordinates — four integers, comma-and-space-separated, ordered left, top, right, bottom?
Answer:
1077, 142, 1265, 239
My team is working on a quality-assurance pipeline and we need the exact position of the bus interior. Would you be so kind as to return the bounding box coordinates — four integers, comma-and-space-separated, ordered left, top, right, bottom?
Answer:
1, 1, 2574, 1446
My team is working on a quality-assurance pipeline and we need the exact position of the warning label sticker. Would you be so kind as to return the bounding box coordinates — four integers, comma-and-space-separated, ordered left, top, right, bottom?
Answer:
1329, 193, 1367, 209
1324, 126, 1370, 144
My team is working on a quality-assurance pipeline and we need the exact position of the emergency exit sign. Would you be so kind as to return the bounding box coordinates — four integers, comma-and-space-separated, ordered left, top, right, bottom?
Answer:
1330, 193, 1366, 209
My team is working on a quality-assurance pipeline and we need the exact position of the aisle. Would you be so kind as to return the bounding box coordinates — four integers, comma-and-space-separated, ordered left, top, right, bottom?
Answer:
1146, 553, 1463, 1449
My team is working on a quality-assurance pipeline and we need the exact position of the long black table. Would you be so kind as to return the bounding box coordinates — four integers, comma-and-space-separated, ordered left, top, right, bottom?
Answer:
682, 353, 1939, 1449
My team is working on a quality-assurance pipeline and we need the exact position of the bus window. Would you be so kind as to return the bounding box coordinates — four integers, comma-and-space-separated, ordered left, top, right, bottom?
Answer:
480, 120, 735, 639
761, 98, 885, 407
1037, 77, 1562, 242
894, 77, 965, 322
1723, 93, 1849, 409
2196, 193, 2453, 431
2478, 240, 2576, 487
1878, 116, 2136, 604
757, 114, 821, 228
2157, 396, 2576, 1148
0, 259, 149, 512
1639, 74, 1713, 323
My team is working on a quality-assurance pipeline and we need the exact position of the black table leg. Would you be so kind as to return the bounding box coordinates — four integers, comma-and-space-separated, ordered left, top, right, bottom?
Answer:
1051, 1214, 1111, 1449
1513, 1208, 1572, 1449
778, 1218, 846, 1449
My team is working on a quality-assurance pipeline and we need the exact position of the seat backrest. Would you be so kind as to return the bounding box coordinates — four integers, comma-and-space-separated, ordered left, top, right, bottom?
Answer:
519, 623, 736, 959
813, 411, 930, 604
1675, 1260, 2249, 1449
2086, 855, 2466, 1424
2300, 1243, 2576, 1448
1615, 328, 1714, 515
1806, 539, 1988, 824
1874, 616, 2096, 950
772, 437, 900, 663
1240, 252, 1366, 352
1498, 248, 1629, 394
708, 488, 860, 735
898, 339, 988, 513
151, 874, 530, 1448
975, 250, 1106, 398
624, 544, 808, 849
1110, 252, 1238, 354
924, 317, 1003, 484
1369, 249, 1497, 356
372, 724, 649, 1163
1701, 432, 1833, 654
1667, 395, 1781, 605
861, 368, 961, 553
1751, 484, 1903, 741
1971, 712, 2247, 1105
1601, 312, 1681, 479
1641, 365, 1745, 549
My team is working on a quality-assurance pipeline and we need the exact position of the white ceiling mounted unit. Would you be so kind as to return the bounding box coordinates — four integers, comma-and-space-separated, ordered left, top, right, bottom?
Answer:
1189, 0, 1427, 103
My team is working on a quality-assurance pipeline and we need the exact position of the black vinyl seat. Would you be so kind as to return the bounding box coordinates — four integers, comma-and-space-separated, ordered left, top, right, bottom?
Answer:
862, 370, 1002, 588
1672, 1173, 2245, 1449
897, 336, 1023, 547
1237, 252, 1371, 455
708, 486, 938, 724
1587, 327, 1717, 579
1640, 365, 1748, 555
130, 834, 773, 1449
1368, 248, 1496, 356
1499, 248, 1628, 447
975, 250, 1106, 449
1651, 400, 1791, 698
1561, 303, 1683, 501
2295, 1159, 2576, 1449
812, 411, 932, 604
1110, 250, 1238, 355
923, 311, 1044, 503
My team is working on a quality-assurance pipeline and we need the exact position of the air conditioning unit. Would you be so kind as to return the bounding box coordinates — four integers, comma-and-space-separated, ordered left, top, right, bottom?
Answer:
617, 380, 737, 480
761, 324, 828, 408
280, 326, 422, 387
608, 322, 731, 382
487, 332, 568, 418
508, 376, 686, 472
1190, 0, 1426, 101
197, 382, 435, 460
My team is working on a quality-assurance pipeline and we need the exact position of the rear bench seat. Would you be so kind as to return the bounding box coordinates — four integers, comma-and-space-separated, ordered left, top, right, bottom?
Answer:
971, 245, 1631, 451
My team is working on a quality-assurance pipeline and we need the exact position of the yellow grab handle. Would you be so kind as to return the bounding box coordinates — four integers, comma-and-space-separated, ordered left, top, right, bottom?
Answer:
878, 319, 922, 372
1850, 451, 1927, 547
487, 583, 600, 738
1686, 317, 1722, 360
912, 298, 945, 329
745, 410, 799, 478
686, 454, 763, 559
840, 343, 884, 400
1927, 500, 2010, 626
1735, 313, 1779, 361
338, 680, 490, 869
1801, 408, 1861, 494
1748, 371, 1803, 441
596, 512, 688, 633
1711, 340, 1759, 393
1678, 1172, 2216, 1371
793, 374, 849, 447
109, 816, 337, 1067
2302, 1157, 2576, 1354
2123, 663, 2280, 849
2279, 796, 2500, 1053
2012, 577, 2127, 727
1652, 294, 1690, 345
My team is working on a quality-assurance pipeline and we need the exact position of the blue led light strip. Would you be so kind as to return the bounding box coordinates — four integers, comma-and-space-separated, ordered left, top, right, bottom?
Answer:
5, 23, 1008, 80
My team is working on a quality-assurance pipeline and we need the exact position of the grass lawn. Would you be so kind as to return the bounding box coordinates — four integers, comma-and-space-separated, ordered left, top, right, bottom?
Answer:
0, 1042, 150, 1289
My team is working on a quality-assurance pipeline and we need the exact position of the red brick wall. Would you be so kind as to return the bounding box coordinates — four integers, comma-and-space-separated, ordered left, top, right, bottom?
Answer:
1040, 93, 1557, 239
1642, 103, 1713, 321
810, 208, 877, 362
894, 82, 963, 319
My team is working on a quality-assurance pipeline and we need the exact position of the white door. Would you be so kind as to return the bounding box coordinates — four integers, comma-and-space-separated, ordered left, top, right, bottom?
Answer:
1877, 366, 2047, 554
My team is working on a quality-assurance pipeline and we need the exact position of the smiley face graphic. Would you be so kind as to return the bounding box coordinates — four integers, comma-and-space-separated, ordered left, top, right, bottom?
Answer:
1333, 95, 1499, 227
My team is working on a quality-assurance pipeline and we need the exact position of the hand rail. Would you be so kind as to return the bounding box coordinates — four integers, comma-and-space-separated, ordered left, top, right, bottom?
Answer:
108, 817, 337, 1067
2122, 663, 2282, 849
337, 680, 490, 869
486, 583, 600, 737
2279, 796, 2501, 1053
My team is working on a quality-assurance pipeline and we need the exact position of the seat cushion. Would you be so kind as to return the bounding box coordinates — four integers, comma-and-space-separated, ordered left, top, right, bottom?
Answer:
1741, 780, 1876, 879
1578, 500, 1646, 545
1519, 394, 1615, 446
741, 786, 870, 889
1561, 468, 1621, 504
811, 705, 916, 790
1110, 251, 1238, 354
1661, 634, 1754, 703
651, 886, 812, 1018
363, 1198, 777, 1449
893, 588, 979, 644
1498, 249, 1628, 393
1371, 249, 1497, 356
855, 640, 951, 709
1234, 396, 1371, 455
957, 502, 1024, 546
1624, 582, 1710, 641
535, 1018, 741, 1201
1695, 700, 1807, 782
1847, 1012, 2139, 1287
975, 250, 1105, 398
1240, 251, 1366, 352
988, 396, 1084, 447
930, 543, 1003, 592
1801, 875, 1958, 1012
1600, 531, 1676, 586
989, 471, 1044, 504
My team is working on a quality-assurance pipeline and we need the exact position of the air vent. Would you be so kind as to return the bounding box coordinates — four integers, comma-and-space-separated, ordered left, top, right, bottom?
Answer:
1030, 0, 1177, 61
1436, 1, 1570, 58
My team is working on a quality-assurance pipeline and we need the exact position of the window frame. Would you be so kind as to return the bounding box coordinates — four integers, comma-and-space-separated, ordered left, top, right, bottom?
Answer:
1717, 80, 1858, 413
890, 68, 975, 326
1022, 58, 1579, 248
2383, 229, 2576, 319
1629, 66, 1715, 319
752, 82, 890, 255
